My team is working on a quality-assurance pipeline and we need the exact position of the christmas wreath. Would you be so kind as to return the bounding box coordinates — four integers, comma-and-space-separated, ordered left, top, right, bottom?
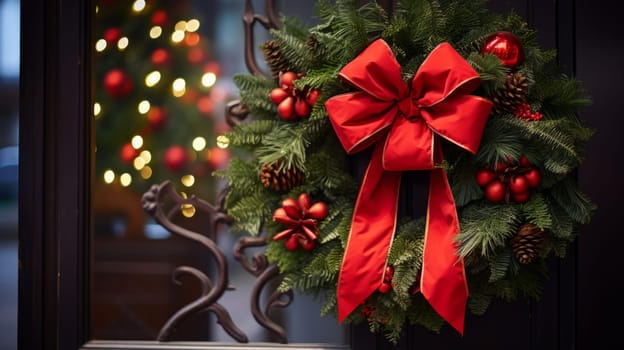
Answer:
217, 0, 595, 342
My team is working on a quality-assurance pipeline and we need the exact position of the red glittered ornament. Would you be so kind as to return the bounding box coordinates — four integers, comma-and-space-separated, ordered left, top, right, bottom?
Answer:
151, 48, 171, 66
103, 68, 133, 98
272, 193, 328, 251
147, 106, 167, 130
482, 31, 524, 69
120, 142, 138, 165
164, 145, 188, 172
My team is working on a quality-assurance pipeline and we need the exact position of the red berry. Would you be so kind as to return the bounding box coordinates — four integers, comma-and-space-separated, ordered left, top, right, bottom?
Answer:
378, 282, 392, 294
476, 168, 497, 187
269, 87, 289, 104
512, 191, 530, 203
509, 175, 529, 194
306, 89, 320, 105
384, 266, 394, 282
495, 161, 508, 172
279, 71, 298, 89
524, 168, 542, 188
518, 155, 531, 167
308, 202, 328, 220
484, 180, 506, 203
285, 235, 299, 251
277, 97, 296, 121
294, 97, 311, 118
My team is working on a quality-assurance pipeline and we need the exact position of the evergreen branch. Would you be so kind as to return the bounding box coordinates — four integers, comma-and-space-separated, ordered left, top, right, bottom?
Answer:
226, 119, 280, 147
458, 202, 522, 257
256, 126, 310, 171
547, 176, 596, 224
488, 248, 511, 282
467, 293, 492, 316
520, 193, 553, 230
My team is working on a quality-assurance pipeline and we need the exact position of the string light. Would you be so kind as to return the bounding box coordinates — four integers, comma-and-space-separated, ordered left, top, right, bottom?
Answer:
120, 173, 132, 187
131, 135, 144, 149
140, 166, 153, 179
172, 78, 186, 97
95, 39, 107, 52
149, 26, 162, 39
201, 72, 217, 88
117, 37, 129, 50
139, 150, 152, 163
171, 30, 185, 43
138, 100, 151, 114
133, 157, 146, 170
132, 0, 146, 12
185, 19, 200, 32
145, 71, 161, 87
174, 21, 187, 31
192, 137, 206, 151
181, 175, 195, 187
93, 102, 101, 117
103, 170, 115, 184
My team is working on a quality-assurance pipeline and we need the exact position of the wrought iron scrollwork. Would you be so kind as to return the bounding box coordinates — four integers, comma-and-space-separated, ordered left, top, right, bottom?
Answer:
234, 237, 293, 343
141, 0, 295, 343
225, 0, 280, 127
141, 181, 245, 342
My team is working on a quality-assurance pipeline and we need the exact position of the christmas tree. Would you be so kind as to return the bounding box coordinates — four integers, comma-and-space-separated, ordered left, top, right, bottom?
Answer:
94, 0, 228, 205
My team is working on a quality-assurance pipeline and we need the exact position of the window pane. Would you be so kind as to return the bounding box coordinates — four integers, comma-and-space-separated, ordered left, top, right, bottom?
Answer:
92, 0, 346, 344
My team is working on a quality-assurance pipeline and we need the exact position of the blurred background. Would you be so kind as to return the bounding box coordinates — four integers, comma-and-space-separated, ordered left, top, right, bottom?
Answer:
0, 0, 19, 349
91, 0, 345, 344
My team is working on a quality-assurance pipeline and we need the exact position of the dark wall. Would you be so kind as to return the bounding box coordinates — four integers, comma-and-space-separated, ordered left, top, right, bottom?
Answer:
576, 1, 624, 348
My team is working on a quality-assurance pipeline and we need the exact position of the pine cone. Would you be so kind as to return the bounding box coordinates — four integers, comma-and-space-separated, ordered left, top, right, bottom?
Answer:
305, 35, 321, 56
260, 162, 305, 191
261, 40, 291, 78
491, 72, 529, 115
512, 223, 545, 264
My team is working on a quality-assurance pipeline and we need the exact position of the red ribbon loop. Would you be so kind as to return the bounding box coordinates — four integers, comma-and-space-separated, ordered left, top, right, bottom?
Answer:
325, 39, 492, 334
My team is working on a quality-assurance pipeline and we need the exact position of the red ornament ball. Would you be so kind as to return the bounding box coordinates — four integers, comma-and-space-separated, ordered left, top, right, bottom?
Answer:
378, 282, 392, 294
482, 31, 524, 68
207, 147, 230, 170
103, 68, 133, 98
484, 180, 506, 203
103, 27, 121, 43
476, 168, 497, 187
187, 47, 205, 64
147, 106, 167, 130
512, 191, 530, 203
164, 145, 188, 172
120, 142, 138, 165
151, 48, 171, 66
524, 168, 542, 188
509, 175, 529, 194
197, 96, 214, 116
151, 10, 168, 26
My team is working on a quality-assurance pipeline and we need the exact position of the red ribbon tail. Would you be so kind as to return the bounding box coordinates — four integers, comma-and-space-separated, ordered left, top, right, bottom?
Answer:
420, 167, 468, 335
337, 144, 402, 322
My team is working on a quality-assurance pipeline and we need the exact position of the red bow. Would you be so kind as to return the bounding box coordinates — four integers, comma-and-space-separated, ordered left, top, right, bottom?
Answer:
325, 39, 492, 334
